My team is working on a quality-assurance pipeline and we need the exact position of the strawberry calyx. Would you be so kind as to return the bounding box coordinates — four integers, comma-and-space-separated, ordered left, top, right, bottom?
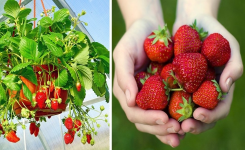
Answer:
169, 70, 184, 90
190, 19, 208, 40
139, 74, 150, 85
211, 80, 226, 100
148, 24, 171, 46
176, 97, 194, 122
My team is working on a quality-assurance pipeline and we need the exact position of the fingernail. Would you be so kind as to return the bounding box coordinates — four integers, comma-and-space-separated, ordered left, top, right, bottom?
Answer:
125, 89, 131, 103
156, 119, 165, 125
167, 127, 176, 133
226, 77, 232, 91
168, 141, 173, 148
197, 115, 205, 121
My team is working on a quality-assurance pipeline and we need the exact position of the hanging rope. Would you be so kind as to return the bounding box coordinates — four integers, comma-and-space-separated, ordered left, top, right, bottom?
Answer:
40, 0, 48, 16
19, 0, 21, 6
40, 0, 52, 31
34, 0, 36, 28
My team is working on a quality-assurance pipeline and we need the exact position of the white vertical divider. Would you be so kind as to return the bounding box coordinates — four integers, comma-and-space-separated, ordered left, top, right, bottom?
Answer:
23, 119, 27, 150
58, 114, 66, 150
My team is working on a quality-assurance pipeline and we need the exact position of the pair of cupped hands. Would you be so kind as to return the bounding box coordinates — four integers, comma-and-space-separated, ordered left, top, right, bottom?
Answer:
113, 14, 243, 147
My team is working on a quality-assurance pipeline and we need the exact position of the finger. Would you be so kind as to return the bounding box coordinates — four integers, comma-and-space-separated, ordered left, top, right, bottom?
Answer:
135, 118, 181, 135
113, 76, 169, 125
113, 45, 138, 107
181, 118, 216, 134
193, 84, 234, 124
156, 134, 180, 148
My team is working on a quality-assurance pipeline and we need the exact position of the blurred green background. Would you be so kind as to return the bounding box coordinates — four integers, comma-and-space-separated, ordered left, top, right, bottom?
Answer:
112, 0, 245, 150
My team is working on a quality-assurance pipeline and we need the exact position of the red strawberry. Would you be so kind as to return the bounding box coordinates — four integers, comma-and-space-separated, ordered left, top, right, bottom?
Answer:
34, 127, 39, 137
172, 53, 208, 93
204, 67, 216, 81
174, 20, 207, 56
29, 122, 36, 135
64, 133, 72, 144
193, 80, 223, 109
144, 25, 174, 63
135, 72, 150, 91
6, 131, 20, 143
41, 86, 49, 96
68, 129, 76, 137
201, 33, 231, 67
169, 91, 194, 122
0, 124, 5, 135
160, 63, 178, 89
76, 82, 81, 92
54, 87, 61, 99
86, 134, 92, 144
74, 119, 82, 131
136, 74, 168, 110
147, 62, 164, 75
35, 117, 39, 121
51, 99, 58, 111
64, 117, 73, 130
36, 91, 47, 109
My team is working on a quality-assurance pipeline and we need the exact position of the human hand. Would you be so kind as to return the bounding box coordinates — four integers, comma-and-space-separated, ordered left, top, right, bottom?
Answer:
113, 19, 184, 147
173, 2, 243, 134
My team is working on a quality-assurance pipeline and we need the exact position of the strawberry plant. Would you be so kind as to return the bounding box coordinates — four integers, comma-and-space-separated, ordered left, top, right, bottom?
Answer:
0, 0, 109, 145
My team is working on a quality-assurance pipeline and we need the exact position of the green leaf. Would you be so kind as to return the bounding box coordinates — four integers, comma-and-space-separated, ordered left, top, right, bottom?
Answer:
10, 62, 32, 73
74, 43, 89, 65
72, 86, 86, 107
2, 13, 15, 20
98, 55, 109, 64
105, 84, 109, 103
4, 0, 20, 18
55, 69, 68, 87
67, 66, 77, 81
18, 8, 31, 18
0, 84, 7, 104
93, 71, 106, 87
2, 74, 22, 91
77, 65, 92, 90
53, 8, 69, 23
49, 32, 63, 46
19, 37, 39, 61
92, 83, 106, 97
40, 16, 53, 28
42, 35, 63, 57
75, 31, 85, 43
23, 83, 32, 101
13, 66, 37, 85
92, 42, 109, 57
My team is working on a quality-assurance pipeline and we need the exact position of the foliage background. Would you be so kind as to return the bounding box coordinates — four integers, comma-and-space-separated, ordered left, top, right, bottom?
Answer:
112, 0, 245, 149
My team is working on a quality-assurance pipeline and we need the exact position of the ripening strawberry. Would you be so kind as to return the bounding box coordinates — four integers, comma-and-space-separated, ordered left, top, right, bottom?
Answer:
169, 91, 194, 122
201, 33, 231, 67
136, 74, 168, 110
174, 20, 208, 56
64, 117, 73, 130
144, 25, 174, 63
193, 80, 223, 109
160, 63, 178, 89
172, 53, 208, 93
74, 119, 82, 131
36, 91, 47, 109
76, 82, 81, 92
6, 131, 20, 143
34, 126, 39, 137
29, 122, 36, 135
64, 133, 72, 144
135, 72, 150, 91
86, 134, 92, 144
147, 62, 164, 75
51, 99, 58, 111
0, 124, 5, 135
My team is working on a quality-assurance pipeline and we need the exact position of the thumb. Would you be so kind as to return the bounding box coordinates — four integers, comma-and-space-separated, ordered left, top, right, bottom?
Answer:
113, 47, 138, 107
219, 44, 243, 93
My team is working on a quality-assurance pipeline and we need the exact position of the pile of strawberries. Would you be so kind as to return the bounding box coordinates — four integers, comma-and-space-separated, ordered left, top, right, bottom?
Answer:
135, 20, 230, 122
